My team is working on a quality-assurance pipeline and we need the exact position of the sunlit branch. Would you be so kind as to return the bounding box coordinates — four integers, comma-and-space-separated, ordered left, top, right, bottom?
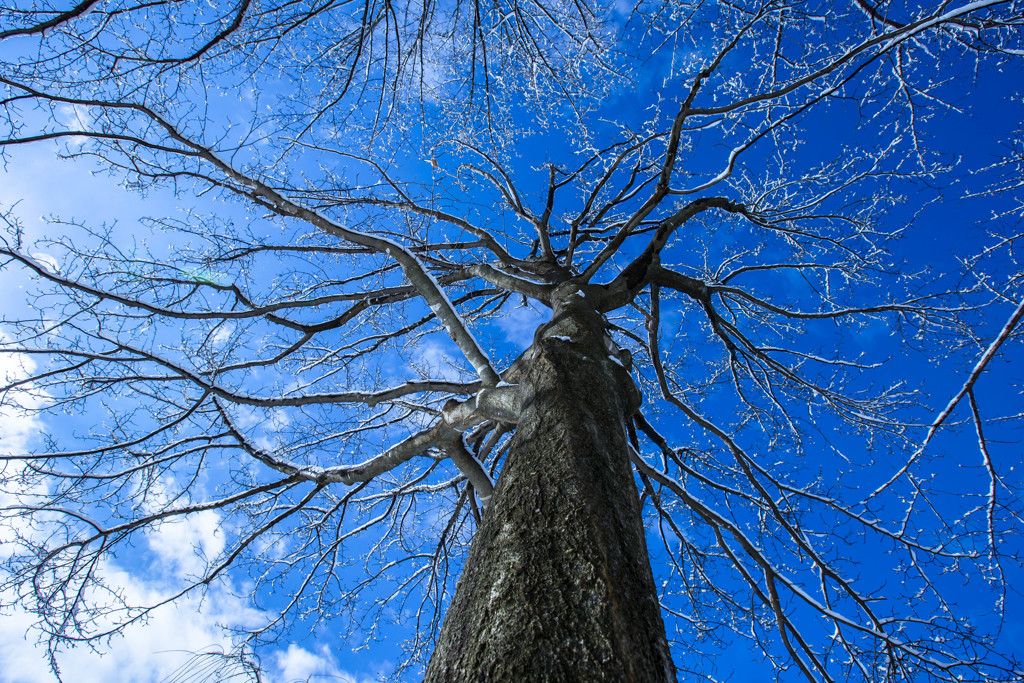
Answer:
868, 297, 1024, 503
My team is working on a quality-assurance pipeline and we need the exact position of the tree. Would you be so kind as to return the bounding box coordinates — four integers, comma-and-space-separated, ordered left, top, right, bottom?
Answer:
1, 0, 1023, 680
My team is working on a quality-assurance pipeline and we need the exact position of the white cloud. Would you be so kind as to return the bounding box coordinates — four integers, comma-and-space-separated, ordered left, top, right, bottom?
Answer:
55, 104, 96, 150
0, 411, 254, 683
0, 534, 375, 683
0, 347, 49, 560
495, 301, 547, 349
0, 104, 381, 683
0, 563, 263, 683
56, 104, 95, 131
0, 352, 249, 683
147, 509, 226, 578
0, 589, 378, 683
412, 338, 471, 382
210, 322, 236, 347
0, 348, 44, 456
274, 643, 372, 683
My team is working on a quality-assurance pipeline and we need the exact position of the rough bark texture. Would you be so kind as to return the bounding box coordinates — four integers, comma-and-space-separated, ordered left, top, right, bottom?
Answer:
425, 284, 675, 682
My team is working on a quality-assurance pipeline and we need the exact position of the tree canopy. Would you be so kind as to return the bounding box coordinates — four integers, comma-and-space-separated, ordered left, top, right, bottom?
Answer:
2, 0, 1024, 680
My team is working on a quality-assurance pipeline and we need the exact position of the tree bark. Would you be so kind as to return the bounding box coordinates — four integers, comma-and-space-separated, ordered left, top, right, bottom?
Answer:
425, 285, 675, 682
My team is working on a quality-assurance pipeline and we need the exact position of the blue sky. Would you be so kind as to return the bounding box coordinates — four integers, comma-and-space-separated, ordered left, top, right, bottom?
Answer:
0, 140, 551, 682
2, 2, 1024, 682
0, 146, 385, 682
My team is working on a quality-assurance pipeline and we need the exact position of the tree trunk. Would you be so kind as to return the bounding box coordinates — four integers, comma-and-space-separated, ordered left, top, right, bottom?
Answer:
425, 285, 675, 682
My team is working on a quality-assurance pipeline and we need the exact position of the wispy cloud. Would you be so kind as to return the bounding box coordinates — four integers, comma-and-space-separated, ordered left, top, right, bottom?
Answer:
0, 524, 375, 683
147, 509, 226, 579
0, 346, 44, 457
275, 643, 378, 683
0, 351, 371, 683
495, 300, 548, 350
0, 567, 260, 683
412, 337, 473, 382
